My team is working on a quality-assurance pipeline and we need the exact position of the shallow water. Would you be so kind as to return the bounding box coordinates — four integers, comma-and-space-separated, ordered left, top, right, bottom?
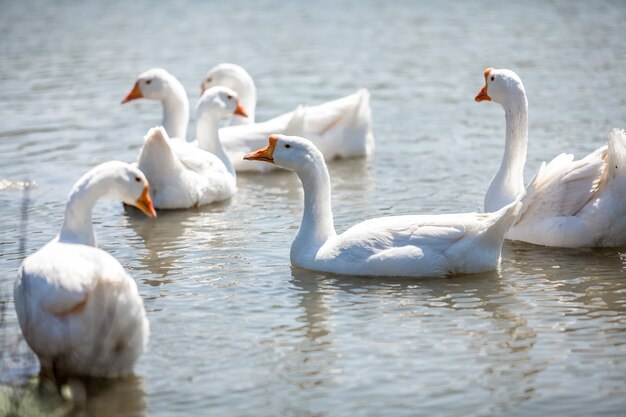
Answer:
1, 0, 626, 416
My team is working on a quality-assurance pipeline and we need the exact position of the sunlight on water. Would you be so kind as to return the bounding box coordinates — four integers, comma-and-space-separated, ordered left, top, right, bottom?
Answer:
1, 0, 625, 416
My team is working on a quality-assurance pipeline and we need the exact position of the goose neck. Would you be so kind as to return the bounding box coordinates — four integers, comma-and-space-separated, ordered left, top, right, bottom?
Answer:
59, 178, 107, 246
239, 89, 256, 124
503, 104, 528, 168
294, 160, 337, 251
485, 93, 528, 212
196, 116, 235, 178
162, 83, 189, 139
230, 78, 257, 125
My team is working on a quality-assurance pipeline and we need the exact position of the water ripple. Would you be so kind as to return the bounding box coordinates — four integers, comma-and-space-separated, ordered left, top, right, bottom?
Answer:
2, 0, 626, 416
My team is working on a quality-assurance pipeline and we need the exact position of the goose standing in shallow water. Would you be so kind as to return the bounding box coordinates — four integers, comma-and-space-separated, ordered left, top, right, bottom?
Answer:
14, 161, 155, 378
123, 67, 373, 172
476, 68, 626, 247
245, 135, 521, 277
136, 86, 245, 209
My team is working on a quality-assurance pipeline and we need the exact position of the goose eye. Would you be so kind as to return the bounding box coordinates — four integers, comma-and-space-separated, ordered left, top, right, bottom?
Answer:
206, 77, 212, 83
490, 76, 495, 82
135, 176, 141, 182
227, 95, 233, 100
146, 79, 152, 85
285, 144, 291, 148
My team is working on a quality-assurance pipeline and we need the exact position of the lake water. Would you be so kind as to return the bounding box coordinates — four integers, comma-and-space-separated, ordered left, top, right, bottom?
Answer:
1, 0, 626, 416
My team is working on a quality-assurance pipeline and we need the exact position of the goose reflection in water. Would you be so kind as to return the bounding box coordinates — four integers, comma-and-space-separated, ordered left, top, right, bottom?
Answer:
279, 268, 337, 394
123, 198, 244, 284
287, 265, 543, 412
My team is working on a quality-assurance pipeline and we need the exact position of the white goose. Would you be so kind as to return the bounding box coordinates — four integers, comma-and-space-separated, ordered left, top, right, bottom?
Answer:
122, 68, 189, 140
123, 67, 374, 172
200, 63, 257, 126
476, 68, 626, 247
136, 87, 245, 209
201, 63, 374, 161
244, 135, 521, 277
14, 161, 155, 378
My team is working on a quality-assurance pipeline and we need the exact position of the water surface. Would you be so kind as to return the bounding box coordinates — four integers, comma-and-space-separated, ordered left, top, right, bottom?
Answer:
1, 1, 626, 416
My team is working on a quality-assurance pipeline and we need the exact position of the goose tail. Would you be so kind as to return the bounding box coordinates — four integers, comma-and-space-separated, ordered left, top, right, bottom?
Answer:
302, 89, 374, 158
479, 193, 524, 246
607, 128, 626, 182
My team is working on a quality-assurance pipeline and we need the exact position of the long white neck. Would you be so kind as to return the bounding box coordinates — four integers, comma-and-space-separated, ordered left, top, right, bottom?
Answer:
235, 86, 256, 125
291, 158, 337, 260
485, 89, 528, 212
58, 174, 112, 246
162, 79, 189, 139
196, 114, 235, 178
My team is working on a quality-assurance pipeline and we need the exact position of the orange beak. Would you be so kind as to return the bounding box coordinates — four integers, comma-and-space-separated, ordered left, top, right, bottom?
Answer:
234, 101, 248, 118
122, 81, 143, 104
244, 135, 277, 163
475, 67, 493, 102
135, 185, 157, 218
475, 85, 491, 102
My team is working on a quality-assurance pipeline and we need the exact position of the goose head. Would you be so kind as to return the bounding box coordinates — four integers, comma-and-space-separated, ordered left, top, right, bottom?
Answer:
82, 161, 157, 218
122, 68, 176, 103
244, 134, 322, 172
200, 63, 254, 96
196, 86, 248, 121
113, 163, 157, 218
475, 68, 526, 107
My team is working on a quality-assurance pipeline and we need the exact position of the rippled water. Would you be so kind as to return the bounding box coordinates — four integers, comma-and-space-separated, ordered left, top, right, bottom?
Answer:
1, 0, 626, 416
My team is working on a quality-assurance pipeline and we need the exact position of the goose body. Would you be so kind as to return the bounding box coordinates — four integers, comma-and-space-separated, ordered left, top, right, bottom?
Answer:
14, 161, 155, 378
124, 67, 374, 172
245, 135, 520, 277
135, 87, 243, 209
476, 68, 626, 247
200, 63, 257, 126
136, 127, 237, 209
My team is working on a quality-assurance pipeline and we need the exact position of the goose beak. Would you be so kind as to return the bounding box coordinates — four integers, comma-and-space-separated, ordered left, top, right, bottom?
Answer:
122, 81, 143, 104
244, 135, 277, 163
475, 85, 491, 102
475, 67, 493, 102
234, 101, 248, 118
135, 185, 157, 218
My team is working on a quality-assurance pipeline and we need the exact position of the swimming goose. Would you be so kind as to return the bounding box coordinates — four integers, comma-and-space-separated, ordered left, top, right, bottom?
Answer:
122, 68, 189, 140
200, 63, 256, 126
244, 135, 521, 277
201, 63, 374, 162
188, 86, 247, 178
14, 161, 155, 378
135, 85, 244, 209
476, 68, 626, 247
123, 68, 374, 172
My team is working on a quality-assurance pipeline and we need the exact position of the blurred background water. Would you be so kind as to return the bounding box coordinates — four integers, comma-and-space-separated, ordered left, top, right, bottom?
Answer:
1, 0, 626, 416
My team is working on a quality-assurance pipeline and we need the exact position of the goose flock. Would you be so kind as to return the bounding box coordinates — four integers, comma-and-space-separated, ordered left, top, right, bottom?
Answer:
14, 64, 626, 379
